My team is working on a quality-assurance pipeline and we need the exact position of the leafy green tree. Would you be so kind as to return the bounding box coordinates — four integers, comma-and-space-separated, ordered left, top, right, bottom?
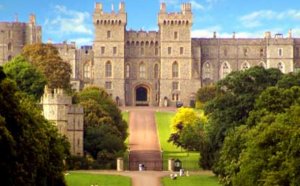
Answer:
276, 71, 300, 89
22, 43, 71, 90
196, 84, 218, 108
203, 67, 282, 170
3, 55, 46, 100
0, 67, 69, 185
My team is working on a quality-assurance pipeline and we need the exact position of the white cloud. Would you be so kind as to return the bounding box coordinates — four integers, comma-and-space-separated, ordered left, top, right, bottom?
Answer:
240, 9, 300, 28
44, 5, 92, 36
190, 1, 204, 10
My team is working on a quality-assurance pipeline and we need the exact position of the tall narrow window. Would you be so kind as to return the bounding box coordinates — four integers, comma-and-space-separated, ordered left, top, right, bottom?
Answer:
260, 48, 264, 57
154, 64, 159, 79
172, 82, 179, 90
243, 48, 248, 57
168, 47, 172, 55
139, 62, 146, 78
107, 30, 111, 38
125, 64, 130, 78
174, 31, 178, 39
220, 62, 231, 79
113, 47, 117, 55
180, 47, 184, 55
203, 62, 211, 79
172, 61, 178, 78
7, 43, 12, 51
105, 81, 112, 89
155, 48, 158, 56
101, 47, 105, 54
278, 48, 283, 57
105, 61, 112, 77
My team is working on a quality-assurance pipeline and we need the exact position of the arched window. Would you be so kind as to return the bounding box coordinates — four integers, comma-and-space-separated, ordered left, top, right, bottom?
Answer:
258, 61, 266, 68
220, 62, 231, 79
278, 62, 285, 73
84, 64, 90, 78
125, 64, 130, 78
203, 62, 211, 79
172, 61, 178, 78
139, 62, 146, 78
241, 61, 250, 70
8, 43, 12, 51
105, 61, 112, 77
154, 64, 159, 79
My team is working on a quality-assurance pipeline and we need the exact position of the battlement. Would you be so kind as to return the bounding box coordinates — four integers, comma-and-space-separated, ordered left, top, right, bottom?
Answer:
93, 2, 127, 25
125, 30, 160, 47
41, 86, 72, 105
68, 105, 84, 114
158, 3, 192, 26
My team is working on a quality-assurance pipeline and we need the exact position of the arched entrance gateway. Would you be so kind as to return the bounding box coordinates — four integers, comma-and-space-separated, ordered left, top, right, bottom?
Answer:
135, 85, 150, 106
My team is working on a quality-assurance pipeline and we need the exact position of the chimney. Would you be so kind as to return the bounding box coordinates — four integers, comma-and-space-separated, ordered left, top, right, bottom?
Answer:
288, 29, 292, 38
95, 2, 103, 13
213, 31, 217, 38
265, 31, 271, 39
233, 32, 236, 39
160, 3, 166, 13
29, 14, 36, 25
119, 2, 125, 13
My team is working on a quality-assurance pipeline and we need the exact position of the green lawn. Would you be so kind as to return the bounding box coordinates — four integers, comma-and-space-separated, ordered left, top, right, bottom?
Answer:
162, 175, 220, 186
155, 112, 200, 170
65, 172, 131, 186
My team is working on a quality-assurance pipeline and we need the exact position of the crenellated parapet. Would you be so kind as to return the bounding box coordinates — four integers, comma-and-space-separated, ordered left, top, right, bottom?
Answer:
41, 86, 72, 105
125, 30, 160, 46
93, 2, 127, 26
158, 3, 192, 27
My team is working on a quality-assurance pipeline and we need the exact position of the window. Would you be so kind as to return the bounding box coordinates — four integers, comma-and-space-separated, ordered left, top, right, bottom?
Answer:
107, 30, 111, 38
105, 61, 112, 77
113, 47, 117, 55
105, 81, 112, 89
154, 64, 159, 79
155, 48, 158, 56
278, 48, 283, 57
296, 47, 300, 57
260, 48, 264, 57
7, 43, 12, 51
139, 62, 146, 78
77, 139, 80, 147
259, 61, 266, 68
174, 31, 178, 39
224, 48, 227, 56
278, 62, 285, 73
220, 62, 231, 79
203, 62, 211, 79
168, 47, 172, 55
141, 48, 144, 55
241, 62, 250, 70
125, 64, 130, 78
172, 61, 178, 78
101, 47, 105, 54
172, 93, 179, 101
180, 47, 184, 55
172, 82, 179, 90
243, 48, 248, 57
84, 64, 90, 78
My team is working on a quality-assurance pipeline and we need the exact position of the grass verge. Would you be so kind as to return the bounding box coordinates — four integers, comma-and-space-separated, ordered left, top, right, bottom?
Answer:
155, 112, 200, 170
65, 172, 131, 186
162, 175, 220, 186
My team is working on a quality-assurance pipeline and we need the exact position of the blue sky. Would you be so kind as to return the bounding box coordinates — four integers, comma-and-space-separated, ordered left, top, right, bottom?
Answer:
1, 0, 300, 46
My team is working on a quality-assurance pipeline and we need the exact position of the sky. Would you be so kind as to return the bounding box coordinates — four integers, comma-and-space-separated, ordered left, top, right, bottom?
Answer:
1, 0, 300, 47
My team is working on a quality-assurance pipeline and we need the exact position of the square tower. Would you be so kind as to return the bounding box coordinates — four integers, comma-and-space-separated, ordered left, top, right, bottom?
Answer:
93, 2, 127, 105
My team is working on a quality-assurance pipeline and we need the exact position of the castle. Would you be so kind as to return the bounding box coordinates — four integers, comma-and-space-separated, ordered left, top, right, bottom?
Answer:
1, 2, 300, 108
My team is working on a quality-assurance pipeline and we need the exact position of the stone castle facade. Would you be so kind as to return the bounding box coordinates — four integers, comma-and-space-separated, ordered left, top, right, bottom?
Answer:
1, 3, 300, 107
41, 87, 84, 156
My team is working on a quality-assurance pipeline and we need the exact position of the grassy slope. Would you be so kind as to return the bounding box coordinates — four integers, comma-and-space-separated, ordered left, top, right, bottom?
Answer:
162, 175, 220, 186
65, 172, 131, 186
155, 112, 200, 170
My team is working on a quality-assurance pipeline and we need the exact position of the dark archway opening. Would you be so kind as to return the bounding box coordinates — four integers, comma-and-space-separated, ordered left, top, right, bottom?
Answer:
136, 87, 148, 106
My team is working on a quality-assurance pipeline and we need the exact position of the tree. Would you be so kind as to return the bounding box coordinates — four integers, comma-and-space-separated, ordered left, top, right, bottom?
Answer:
203, 67, 283, 170
3, 55, 46, 100
0, 66, 69, 185
22, 43, 71, 90
168, 108, 207, 151
196, 84, 218, 108
75, 86, 128, 168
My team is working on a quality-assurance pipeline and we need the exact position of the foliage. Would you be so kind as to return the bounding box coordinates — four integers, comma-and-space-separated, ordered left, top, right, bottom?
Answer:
75, 86, 127, 168
168, 108, 207, 152
3, 55, 46, 100
202, 67, 282, 170
22, 43, 71, 90
196, 85, 218, 108
0, 67, 69, 185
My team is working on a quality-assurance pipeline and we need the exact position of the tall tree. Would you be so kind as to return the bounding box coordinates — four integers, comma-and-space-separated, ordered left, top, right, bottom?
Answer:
0, 67, 69, 185
22, 43, 71, 90
3, 55, 46, 100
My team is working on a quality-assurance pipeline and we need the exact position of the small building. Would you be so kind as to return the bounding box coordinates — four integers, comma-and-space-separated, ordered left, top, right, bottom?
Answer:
41, 86, 84, 156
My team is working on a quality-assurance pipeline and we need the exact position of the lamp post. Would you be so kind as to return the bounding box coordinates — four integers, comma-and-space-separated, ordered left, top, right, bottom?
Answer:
0, 30, 4, 65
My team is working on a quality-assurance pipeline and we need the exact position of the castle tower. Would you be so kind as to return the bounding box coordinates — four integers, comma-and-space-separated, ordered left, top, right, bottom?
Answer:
41, 86, 84, 156
158, 3, 199, 106
93, 2, 127, 104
